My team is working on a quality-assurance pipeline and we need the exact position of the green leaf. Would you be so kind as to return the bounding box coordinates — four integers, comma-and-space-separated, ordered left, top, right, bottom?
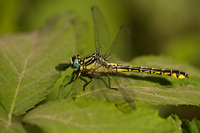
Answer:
61, 55, 200, 106
0, 121, 26, 133
0, 12, 87, 123
130, 55, 200, 105
167, 115, 182, 130
181, 118, 200, 133
58, 73, 73, 100
0, 105, 8, 122
23, 99, 180, 133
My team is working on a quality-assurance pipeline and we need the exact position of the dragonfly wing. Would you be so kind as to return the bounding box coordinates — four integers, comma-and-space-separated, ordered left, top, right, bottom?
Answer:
62, 70, 135, 109
110, 73, 136, 110
92, 73, 136, 109
106, 26, 132, 63
84, 72, 136, 109
91, 6, 110, 55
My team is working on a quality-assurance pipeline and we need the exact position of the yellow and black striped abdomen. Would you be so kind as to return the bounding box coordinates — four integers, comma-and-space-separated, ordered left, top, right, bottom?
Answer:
109, 65, 189, 78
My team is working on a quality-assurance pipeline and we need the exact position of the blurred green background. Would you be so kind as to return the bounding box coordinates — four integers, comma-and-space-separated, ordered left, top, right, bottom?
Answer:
1, 0, 200, 121
1, 0, 200, 68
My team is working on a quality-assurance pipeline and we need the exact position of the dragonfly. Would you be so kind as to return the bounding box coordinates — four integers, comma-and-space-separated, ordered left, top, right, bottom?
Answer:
64, 6, 189, 108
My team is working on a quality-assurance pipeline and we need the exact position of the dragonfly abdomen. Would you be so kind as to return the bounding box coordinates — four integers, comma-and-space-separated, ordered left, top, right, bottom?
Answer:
109, 65, 189, 78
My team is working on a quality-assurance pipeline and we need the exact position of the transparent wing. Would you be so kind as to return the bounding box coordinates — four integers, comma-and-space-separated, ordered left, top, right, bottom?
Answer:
91, 6, 110, 55
92, 6, 132, 62
69, 62, 135, 109
62, 72, 135, 109
88, 73, 135, 110
105, 26, 132, 63
111, 73, 136, 110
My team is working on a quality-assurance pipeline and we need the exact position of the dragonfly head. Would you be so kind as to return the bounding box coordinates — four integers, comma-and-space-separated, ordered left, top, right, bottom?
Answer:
70, 54, 80, 70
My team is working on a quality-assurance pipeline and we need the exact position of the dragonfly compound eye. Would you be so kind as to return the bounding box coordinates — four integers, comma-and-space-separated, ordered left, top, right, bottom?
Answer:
73, 58, 79, 68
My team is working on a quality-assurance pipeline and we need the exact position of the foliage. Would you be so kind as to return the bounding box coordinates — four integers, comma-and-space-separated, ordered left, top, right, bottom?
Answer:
0, 6, 200, 133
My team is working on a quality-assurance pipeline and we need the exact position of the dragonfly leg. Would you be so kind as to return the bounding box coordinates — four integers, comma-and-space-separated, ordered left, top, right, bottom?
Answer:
83, 74, 93, 91
108, 74, 118, 90
64, 71, 82, 87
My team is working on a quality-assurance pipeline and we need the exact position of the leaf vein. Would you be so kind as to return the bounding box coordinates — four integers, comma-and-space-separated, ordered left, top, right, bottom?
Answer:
0, 44, 19, 75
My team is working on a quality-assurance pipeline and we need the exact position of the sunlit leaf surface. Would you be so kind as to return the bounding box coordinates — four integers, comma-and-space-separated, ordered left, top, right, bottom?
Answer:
23, 99, 180, 133
0, 12, 87, 120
